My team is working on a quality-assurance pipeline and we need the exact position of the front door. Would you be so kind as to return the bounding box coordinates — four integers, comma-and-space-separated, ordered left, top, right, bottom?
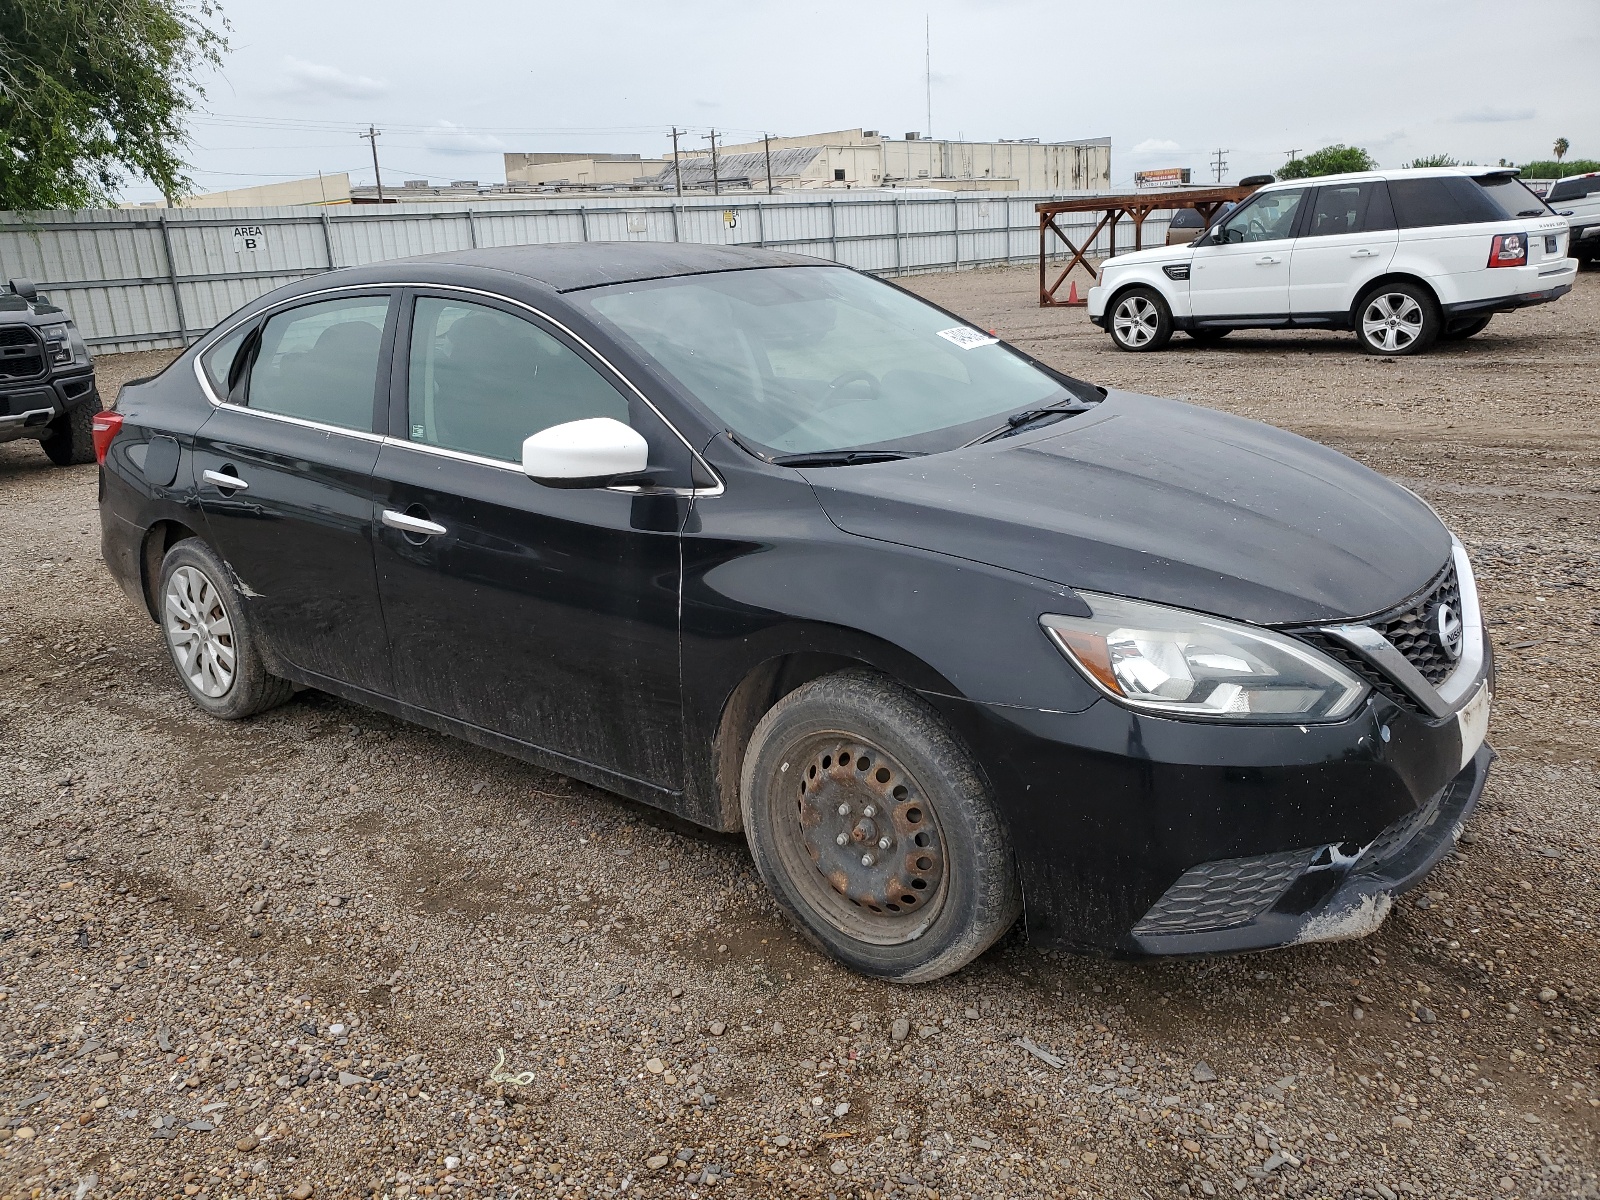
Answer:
1289, 180, 1398, 315
192, 291, 395, 694
1188, 187, 1306, 318
371, 290, 691, 794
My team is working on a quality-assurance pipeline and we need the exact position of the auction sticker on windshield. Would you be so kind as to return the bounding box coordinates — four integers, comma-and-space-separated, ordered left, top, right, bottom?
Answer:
937, 327, 998, 350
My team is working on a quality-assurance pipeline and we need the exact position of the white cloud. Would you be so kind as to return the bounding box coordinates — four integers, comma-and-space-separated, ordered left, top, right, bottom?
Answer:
1452, 107, 1536, 124
421, 121, 507, 155
1132, 138, 1181, 154
281, 57, 388, 100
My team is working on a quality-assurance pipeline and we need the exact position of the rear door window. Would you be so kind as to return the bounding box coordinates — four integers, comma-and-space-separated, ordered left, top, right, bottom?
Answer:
1302, 182, 1388, 237
406, 296, 629, 462
1547, 177, 1598, 203
246, 295, 391, 432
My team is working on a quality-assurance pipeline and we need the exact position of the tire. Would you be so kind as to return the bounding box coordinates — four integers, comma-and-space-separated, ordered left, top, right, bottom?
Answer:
41, 398, 100, 466
740, 670, 1021, 982
1355, 282, 1440, 356
157, 539, 294, 720
1440, 316, 1492, 342
1107, 287, 1173, 352
1188, 327, 1231, 343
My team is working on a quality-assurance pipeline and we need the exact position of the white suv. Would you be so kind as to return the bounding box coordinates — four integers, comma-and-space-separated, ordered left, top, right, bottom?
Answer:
1547, 170, 1600, 265
1087, 168, 1577, 355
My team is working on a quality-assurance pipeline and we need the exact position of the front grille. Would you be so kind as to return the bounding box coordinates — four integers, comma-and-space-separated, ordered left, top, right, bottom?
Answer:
0, 326, 44, 381
1133, 848, 1314, 936
1372, 562, 1461, 685
1301, 632, 1425, 715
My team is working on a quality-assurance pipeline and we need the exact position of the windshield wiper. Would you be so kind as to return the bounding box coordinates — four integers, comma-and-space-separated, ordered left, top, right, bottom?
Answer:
770, 450, 923, 468
963, 403, 1093, 447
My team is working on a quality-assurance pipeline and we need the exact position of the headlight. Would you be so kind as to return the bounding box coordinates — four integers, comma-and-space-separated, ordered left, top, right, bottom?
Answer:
1041, 594, 1368, 723
39, 322, 89, 367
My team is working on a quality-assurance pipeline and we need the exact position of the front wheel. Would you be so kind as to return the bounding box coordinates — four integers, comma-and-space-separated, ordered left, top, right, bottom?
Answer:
41, 399, 100, 466
1440, 315, 1492, 342
1355, 283, 1440, 356
1107, 287, 1173, 352
741, 671, 1021, 982
158, 539, 294, 720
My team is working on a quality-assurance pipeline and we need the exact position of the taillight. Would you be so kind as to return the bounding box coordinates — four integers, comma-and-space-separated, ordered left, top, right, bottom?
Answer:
90, 410, 123, 465
1488, 233, 1527, 267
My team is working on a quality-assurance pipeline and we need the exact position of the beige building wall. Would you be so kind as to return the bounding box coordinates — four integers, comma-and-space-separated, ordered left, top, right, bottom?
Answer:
506, 158, 667, 186
176, 173, 351, 208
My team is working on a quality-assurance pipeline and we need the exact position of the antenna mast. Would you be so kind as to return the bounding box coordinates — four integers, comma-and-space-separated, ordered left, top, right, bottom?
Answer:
925, 15, 932, 138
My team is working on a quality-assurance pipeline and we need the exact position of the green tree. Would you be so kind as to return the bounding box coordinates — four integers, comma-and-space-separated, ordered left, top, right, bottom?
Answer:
1519, 158, 1600, 178
1553, 137, 1570, 162
0, 0, 227, 211
1405, 153, 1459, 168
1278, 144, 1378, 179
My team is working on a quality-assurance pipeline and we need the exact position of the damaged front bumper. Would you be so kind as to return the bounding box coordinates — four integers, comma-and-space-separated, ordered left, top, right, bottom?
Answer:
1128, 743, 1491, 954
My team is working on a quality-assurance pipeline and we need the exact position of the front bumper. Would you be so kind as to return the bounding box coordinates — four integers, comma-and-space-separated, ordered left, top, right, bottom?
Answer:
0, 370, 99, 443
927, 647, 1492, 955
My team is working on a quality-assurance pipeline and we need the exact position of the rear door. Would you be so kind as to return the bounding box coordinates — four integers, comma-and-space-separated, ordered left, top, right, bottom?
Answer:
1188, 188, 1306, 318
1288, 180, 1398, 315
370, 289, 693, 794
192, 291, 395, 694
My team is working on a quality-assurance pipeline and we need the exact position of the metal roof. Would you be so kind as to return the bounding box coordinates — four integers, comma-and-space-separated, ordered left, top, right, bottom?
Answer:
653, 147, 822, 190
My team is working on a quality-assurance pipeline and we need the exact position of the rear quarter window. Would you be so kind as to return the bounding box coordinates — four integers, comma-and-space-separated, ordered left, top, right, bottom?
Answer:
1389, 177, 1507, 228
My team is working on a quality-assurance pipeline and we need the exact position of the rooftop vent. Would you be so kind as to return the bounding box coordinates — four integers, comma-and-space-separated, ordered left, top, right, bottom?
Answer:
862, 130, 878, 138
905, 132, 921, 140
450, 180, 479, 189
403, 179, 430, 189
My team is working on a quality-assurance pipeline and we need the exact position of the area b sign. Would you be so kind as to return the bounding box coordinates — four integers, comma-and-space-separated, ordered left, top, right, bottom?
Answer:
232, 225, 264, 254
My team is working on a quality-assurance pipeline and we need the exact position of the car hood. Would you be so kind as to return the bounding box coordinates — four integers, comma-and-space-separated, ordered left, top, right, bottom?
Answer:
1102, 244, 1194, 269
801, 392, 1450, 626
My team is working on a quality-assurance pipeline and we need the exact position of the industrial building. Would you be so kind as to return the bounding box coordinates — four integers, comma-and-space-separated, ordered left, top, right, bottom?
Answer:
504, 152, 668, 188
653, 129, 1112, 193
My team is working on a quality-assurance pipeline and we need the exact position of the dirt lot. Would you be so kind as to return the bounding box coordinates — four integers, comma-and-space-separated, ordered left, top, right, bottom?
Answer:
2, 266, 1598, 1200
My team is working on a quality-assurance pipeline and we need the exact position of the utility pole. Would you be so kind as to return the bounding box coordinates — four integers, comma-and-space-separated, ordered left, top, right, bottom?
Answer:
360, 125, 385, 202
1211, 147, 1228, 184
705, 130, 720, 196
1284, 148, 1301, 165
925, 15, 932, 139
763, 133, 775, 194
670, 127, 683, 196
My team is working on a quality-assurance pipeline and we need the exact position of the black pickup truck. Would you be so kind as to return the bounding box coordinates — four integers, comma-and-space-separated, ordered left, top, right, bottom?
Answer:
0, 279, 101, 465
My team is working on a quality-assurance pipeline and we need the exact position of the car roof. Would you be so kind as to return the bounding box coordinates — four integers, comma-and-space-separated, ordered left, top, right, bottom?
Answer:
1254, 166, 1520, 192
1555, 170, 1600, 183
388, 241, 826, 293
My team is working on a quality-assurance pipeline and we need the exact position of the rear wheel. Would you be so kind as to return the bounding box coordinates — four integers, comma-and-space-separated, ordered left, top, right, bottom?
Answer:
1440, 315, 1492, 342
741, 670, 1021, 982
41, 399, 99, 466
158, 539, 294, 720
1108, 287, 1173, 352
1355, 282, 1439, 356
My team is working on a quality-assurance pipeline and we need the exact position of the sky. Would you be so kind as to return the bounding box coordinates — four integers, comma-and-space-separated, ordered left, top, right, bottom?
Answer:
129, 0, 1600, 203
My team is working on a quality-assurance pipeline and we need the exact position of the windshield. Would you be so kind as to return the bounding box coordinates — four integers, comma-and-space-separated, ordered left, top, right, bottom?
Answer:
579, 266, 1091, 456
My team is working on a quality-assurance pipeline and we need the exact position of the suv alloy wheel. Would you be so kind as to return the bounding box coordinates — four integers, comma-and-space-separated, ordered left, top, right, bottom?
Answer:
1355, 282, 1440, 356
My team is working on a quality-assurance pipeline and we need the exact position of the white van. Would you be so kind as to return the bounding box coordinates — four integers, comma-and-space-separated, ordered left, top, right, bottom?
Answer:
1087, 168, 1576, 355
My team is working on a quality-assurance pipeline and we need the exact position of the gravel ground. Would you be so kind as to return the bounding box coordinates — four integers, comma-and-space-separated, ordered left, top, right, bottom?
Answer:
1, 265, 1597, 1200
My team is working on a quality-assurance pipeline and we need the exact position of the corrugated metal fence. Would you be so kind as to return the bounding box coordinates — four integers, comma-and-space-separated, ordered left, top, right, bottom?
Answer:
0, 191, 1168, 354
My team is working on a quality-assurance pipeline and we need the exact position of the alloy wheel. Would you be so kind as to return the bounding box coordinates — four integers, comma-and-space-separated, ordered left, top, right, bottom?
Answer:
773, 734, 949, 946
163, 565, 237, 698
1361, 292, 1425, 353
1113, 296, 1160, 347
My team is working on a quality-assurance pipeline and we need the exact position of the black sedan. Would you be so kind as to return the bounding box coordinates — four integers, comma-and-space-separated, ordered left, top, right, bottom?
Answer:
96, 244, 1493, 981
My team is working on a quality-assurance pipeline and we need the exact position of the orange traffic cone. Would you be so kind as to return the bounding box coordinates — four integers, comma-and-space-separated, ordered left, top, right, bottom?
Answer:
1066, 280, 1086, 307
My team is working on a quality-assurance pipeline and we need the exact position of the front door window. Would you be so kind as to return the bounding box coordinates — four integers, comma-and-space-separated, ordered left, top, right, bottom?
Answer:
1215, 189, 1306, 244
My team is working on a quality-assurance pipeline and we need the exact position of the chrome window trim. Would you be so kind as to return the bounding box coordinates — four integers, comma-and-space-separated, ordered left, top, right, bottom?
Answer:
190, 280, 724, 498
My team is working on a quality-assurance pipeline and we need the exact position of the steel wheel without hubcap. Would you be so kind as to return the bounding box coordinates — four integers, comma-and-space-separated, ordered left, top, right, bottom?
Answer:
1361, 292, 1425, 353
163, 564, 236, 698
1112, 295, 1161, 348
774, 734, 949, 946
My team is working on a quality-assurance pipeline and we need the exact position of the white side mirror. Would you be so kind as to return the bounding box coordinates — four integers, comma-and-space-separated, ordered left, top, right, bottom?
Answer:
521, 417, 649, 489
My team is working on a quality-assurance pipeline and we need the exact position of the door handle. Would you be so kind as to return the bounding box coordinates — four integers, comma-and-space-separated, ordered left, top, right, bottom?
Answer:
1350, 248, 1378, 258
382, 509, 447, 537
1255, 255, 1281, 265
202, 469, 248, 491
